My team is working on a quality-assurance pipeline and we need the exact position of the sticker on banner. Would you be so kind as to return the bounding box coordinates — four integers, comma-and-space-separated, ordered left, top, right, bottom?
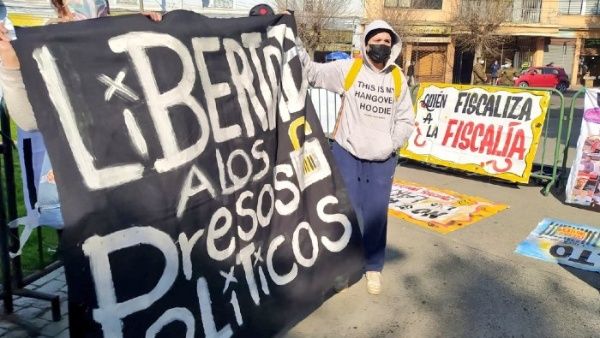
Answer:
289, 117, 331, 190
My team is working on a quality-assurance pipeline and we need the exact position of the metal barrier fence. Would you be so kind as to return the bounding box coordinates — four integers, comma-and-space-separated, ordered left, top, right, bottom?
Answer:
315, 84, 577, 196
562, 87, 587, 185
0, 104, 61, 321
525, 86, 568, 195
309, 88, 341, 137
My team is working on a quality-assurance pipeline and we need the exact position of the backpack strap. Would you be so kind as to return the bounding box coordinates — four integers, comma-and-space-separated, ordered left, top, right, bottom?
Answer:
344, 58, 363, 92
333, 59, 363, 139
344, 58, 402, 100
334, 59, 403, 138
391, 65, 402, 100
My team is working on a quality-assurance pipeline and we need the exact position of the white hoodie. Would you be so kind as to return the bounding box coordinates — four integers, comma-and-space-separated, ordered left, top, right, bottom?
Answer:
298, 20, 415, 161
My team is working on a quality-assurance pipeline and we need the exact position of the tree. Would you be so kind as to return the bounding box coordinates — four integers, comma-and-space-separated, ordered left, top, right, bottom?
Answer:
274, 0, 352, 55
452, 0, 513, 61
365, 0, 447, 69
365, 0, 444, 41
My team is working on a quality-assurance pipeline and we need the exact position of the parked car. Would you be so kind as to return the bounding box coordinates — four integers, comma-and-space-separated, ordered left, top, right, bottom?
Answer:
514, 66, 570, 92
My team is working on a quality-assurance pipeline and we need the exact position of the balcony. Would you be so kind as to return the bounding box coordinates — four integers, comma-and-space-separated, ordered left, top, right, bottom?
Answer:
511, 0, 542, 23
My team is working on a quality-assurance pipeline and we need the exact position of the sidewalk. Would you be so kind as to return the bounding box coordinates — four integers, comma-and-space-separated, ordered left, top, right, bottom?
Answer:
0, 268, 68, 338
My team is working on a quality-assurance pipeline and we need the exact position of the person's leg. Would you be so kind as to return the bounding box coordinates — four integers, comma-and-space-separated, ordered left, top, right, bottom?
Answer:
331, 141, 363, 233
330, 142, 363, 292
361, 154, 397, 272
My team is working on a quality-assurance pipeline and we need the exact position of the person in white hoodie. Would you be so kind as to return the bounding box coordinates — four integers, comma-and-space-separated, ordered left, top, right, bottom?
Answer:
298, 20, 415, 295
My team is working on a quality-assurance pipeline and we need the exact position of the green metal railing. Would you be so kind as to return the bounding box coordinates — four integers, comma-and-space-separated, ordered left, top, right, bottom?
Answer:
526, 87, 566, 195
561, 87, 587, 186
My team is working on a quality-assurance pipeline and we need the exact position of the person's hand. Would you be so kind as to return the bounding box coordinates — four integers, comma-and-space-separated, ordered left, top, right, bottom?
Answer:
142, 11, 162, 22
0, 22, 19, 70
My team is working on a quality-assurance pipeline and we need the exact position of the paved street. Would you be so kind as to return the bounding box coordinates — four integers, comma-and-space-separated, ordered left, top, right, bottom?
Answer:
287, 163, 600, 338
0, 90, 598, 337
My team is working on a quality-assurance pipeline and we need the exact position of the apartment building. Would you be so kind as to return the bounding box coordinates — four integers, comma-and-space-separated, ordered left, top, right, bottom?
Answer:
366, 0, 600, 87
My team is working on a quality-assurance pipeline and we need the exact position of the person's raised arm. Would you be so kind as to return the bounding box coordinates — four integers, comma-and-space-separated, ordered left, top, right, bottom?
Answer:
0, 22, 38, 131
0, 22, 19, 69
296, 39, 348, 94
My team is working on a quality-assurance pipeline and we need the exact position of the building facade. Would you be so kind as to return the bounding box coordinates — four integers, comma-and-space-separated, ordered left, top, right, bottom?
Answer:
366, 0, 600, 87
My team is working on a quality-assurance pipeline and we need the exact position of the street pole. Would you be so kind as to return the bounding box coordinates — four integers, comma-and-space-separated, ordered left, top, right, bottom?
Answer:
139, 0, 144, 12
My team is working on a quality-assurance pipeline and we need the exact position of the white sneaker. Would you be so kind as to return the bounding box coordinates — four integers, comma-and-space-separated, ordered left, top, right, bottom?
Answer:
365, 271, 382, 295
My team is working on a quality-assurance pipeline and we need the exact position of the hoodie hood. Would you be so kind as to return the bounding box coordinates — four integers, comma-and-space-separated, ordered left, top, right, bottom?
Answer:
361, 20, 402, 72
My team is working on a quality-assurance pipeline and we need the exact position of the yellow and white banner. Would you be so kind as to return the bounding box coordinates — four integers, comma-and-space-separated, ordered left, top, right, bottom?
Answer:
401, 83, 550, 183
388, 180, 508, 234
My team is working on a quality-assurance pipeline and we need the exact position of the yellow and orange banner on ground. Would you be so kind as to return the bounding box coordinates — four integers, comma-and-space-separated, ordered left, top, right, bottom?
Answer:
388, 179, 508, 234
401, 83, 550, 183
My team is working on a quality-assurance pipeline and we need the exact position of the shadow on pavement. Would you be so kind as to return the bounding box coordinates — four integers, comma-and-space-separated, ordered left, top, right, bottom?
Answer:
560, 265, 600, 293
365, 242, 598, 338
384, 246, 406, 264
0, 313, 41, 337
399, 159, 521, 190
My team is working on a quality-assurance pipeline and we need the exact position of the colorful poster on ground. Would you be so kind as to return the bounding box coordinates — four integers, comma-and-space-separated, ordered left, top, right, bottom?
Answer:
13, 12, 365, 337
515, 218, 600, 272
388, 180, 508, 234
401, 83, 550, 183
565, 88, 600, 208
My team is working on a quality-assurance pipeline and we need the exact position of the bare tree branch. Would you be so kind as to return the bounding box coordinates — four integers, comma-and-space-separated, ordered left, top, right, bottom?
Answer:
365, 0, 441, 41
274, 0, 353, 55
452, 0, 513, 59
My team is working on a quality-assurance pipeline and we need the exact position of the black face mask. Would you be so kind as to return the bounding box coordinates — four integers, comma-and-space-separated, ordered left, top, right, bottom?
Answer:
367, 44, 392, 64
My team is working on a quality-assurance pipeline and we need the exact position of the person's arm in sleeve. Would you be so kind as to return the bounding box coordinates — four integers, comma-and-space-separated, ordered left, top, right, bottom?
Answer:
0, 22, 38, 131
391, 77, 415, 150
296, 41, 347, 94
0, 67, 38, 131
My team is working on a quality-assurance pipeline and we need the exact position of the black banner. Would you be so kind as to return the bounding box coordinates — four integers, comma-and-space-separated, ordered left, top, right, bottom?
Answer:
14, 11, 364, 337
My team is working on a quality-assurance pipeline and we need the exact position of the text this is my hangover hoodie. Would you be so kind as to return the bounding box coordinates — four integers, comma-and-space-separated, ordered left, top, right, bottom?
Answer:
298, 20, 415, 161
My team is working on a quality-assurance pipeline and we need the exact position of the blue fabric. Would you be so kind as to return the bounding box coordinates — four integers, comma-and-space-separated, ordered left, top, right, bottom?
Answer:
16, 129, 45, 222
37, 152, 64, 228
491, 63, 500, 77
325, 51, 350, 62
331, 142, 396, 271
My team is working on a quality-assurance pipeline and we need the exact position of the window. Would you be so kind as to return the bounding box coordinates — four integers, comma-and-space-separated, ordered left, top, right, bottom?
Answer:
560, 0, 584, 15
413, 0, 442, 9
559, 0, 600, 15
384, 0, 410, 7
201, 0, 233, 8
542, 68, 559, 75
516, 0, 542, 23
585, 0, 600, 14
384, 0, 441, 9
